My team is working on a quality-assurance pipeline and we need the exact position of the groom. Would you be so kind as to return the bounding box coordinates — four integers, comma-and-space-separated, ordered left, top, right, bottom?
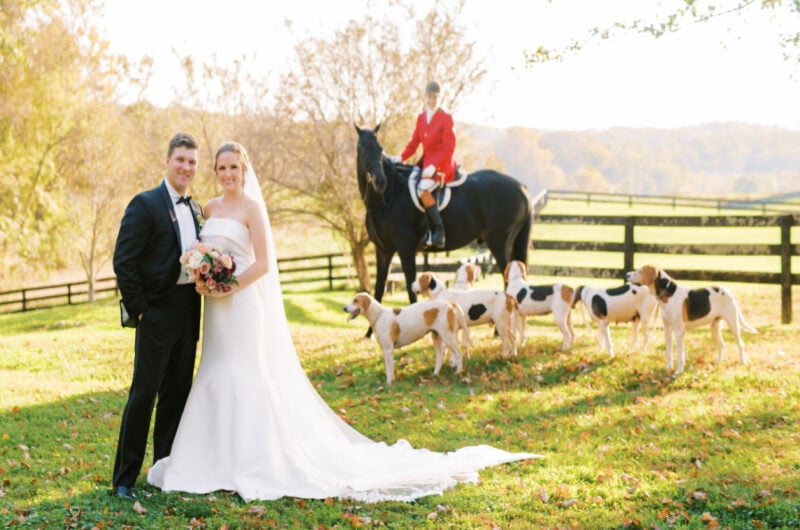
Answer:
111, 132, 203, 499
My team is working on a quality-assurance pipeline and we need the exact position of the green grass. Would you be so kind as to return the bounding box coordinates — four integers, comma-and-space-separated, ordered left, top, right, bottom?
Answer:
1, 283, 799, 528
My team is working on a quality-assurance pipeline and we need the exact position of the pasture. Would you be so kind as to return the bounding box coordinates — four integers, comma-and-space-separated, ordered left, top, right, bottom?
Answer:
1, 196, 798, 528
1, 279, 798, 528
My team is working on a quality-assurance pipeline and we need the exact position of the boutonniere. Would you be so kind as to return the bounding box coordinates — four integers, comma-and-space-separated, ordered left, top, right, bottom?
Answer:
190, 202, 205, 229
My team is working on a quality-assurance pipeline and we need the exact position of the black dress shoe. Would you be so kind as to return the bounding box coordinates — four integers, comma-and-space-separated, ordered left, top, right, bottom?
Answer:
116, 486, 137, 499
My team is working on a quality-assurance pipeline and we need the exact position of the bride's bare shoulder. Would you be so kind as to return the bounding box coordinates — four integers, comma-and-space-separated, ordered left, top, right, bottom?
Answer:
204, 196, 221, 215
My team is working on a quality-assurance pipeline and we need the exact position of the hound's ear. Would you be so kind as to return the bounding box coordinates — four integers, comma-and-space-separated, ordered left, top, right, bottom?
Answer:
466, 265, 476, 283
644, 265, 657, 285
354, 123, 363, 135
375, 122, 381, 133
355, 292, 371, 311
519, 262, 528, 280
503, 262, 512, 282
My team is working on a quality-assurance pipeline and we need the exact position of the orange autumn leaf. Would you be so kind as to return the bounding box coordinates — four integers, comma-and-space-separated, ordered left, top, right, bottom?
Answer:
556, 483, 570, 499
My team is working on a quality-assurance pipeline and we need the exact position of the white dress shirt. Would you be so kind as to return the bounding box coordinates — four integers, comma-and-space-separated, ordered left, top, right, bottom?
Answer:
164, 180, 198, 284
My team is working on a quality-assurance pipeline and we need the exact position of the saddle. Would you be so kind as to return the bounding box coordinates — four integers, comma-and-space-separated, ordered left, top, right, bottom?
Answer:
407, 166, 469, 212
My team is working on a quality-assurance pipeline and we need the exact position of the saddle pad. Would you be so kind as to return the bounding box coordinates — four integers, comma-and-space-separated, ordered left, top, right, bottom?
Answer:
407, 169, 467, 212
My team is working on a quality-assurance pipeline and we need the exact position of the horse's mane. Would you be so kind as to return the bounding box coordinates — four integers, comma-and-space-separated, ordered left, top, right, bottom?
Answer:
385, 161, 413, 182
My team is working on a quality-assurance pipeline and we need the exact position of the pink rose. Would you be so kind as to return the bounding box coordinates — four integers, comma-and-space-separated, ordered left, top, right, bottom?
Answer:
219, 254, 233, 269
198, 262, 211, 275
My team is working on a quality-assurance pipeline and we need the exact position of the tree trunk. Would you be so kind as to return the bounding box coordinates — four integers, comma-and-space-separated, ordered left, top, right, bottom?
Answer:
351, 240, 371, 292
87, 260, 96, 303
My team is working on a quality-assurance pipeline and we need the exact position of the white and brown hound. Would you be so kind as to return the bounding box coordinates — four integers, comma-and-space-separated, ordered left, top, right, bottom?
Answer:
412, 271, 519, 358
504, 261, 575, 351
626, 265, 756, 375
344, 292, 468, 385
452, 263, 482, 290
572, 282, 658, 357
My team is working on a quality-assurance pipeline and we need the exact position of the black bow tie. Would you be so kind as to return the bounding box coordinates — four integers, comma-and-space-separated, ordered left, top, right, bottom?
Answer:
176, 196, 192, 206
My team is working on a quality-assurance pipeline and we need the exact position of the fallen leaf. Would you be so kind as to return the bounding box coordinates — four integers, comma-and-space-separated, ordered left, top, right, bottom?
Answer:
248, 506, 266, 516
132, 501, 146, 515
693, 490, 708, 501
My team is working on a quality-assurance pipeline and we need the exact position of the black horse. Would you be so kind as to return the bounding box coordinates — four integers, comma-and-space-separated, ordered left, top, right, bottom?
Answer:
355, 123, 532, 306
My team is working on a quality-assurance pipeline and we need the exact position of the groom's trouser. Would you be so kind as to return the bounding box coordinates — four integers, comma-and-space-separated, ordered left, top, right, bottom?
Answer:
112, 284, 199, 488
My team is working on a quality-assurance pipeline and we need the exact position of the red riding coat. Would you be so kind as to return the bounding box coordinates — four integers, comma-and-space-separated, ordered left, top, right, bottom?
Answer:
400, 108, 457, 183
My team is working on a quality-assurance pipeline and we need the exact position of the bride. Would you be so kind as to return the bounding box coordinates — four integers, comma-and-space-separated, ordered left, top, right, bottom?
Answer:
147, 141, 541, 502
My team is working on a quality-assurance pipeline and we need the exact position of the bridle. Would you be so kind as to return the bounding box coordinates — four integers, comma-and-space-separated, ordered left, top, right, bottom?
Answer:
357, 143, 392, 208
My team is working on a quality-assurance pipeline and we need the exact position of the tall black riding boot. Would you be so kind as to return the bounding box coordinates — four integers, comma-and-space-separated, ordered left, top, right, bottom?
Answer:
424, 204, 446, 249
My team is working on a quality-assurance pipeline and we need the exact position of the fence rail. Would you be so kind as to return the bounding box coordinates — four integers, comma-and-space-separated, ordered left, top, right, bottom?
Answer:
529, 212, 799, 323
545, 189, 800, 214
0, 253, 358, 314
3, 193, 798, 321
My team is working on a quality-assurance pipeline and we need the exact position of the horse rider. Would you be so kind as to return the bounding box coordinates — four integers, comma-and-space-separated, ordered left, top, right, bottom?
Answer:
389, 80, 457, 250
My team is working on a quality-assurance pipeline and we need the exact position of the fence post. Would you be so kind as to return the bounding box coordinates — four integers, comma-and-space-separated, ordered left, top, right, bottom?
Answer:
779, 215, 792, 324
623, 217, 635, 273
67, 283, 72, 305
327, 255, 333, 291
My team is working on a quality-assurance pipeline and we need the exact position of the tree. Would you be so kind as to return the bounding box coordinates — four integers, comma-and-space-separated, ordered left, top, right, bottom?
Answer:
272, 0, 487, 291
526, 0, 800, 66
0, 0, 130, 284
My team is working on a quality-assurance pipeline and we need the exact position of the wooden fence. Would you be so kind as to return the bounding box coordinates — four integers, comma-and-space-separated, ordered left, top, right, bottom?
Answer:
529, 212, 799, 324
544, 189, 800, 214
3, 198, 798, 323
0, 253, 358, 314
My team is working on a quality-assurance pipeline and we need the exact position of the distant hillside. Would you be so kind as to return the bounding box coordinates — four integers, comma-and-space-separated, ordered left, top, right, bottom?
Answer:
458, 122, 800, 197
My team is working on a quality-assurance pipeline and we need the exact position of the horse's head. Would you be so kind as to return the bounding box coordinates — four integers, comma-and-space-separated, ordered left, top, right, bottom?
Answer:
354, 123, 388, 194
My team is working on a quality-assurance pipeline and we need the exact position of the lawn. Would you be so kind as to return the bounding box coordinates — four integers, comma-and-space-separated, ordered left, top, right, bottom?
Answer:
1, 276, 799, 528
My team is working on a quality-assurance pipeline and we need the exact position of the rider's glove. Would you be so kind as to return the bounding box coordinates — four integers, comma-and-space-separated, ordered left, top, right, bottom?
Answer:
388, 154, 402, 164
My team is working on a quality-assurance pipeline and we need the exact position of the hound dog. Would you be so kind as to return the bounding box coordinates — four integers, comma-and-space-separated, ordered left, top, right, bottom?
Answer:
572, 282, 658, 357
412, 271, 519, 358
344, 292, 468, 385
503, 261, 575, 351
452, 263, 481, 290
626, 265, 756, 375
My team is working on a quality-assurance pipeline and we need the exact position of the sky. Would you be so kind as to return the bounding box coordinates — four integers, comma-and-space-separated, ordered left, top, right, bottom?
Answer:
96, 0, 800, 131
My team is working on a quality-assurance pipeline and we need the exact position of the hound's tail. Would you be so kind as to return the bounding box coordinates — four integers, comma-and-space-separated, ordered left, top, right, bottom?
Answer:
738, 305, 758, 334
571, 286, 584, 309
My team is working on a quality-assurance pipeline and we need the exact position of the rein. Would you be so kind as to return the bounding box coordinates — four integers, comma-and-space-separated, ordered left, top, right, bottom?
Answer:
359, 155, 393, 208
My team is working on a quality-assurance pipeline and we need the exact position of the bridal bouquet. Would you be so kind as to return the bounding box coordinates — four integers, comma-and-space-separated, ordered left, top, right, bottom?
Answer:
180, 241, 238, 293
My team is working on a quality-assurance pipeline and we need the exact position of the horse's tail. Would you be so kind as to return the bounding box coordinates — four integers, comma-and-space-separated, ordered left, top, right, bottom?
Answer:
511, 211, 532, 263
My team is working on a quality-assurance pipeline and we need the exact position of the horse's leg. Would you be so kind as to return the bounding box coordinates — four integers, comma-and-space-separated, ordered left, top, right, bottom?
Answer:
511, 213, 532, 265
486, 234, 513, 287
365, 250, 394, 338
397, 246, 418, 304
374, 250, 393, 302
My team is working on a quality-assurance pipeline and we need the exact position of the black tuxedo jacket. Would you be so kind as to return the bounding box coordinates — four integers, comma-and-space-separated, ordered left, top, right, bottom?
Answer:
113, 181, 202, 333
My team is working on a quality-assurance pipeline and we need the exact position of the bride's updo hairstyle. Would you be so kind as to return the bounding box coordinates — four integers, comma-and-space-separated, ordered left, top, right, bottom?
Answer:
214, 141, 252, 187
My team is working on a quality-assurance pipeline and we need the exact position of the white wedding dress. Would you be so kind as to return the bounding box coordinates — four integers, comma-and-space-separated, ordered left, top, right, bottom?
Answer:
147, 172, 540, 503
